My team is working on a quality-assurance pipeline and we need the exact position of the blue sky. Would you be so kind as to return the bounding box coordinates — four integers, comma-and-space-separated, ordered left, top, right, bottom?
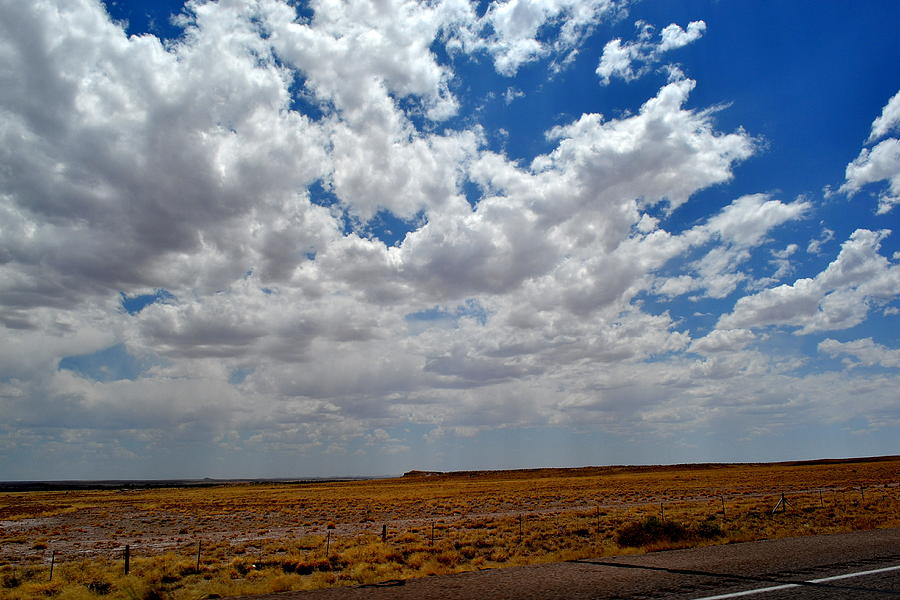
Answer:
0, 0, 898, 480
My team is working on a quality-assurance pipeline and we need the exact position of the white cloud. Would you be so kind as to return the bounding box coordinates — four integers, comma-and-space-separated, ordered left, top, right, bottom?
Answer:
769, 243, 798, 279
718, 229, 900, 334
839, 138, 900, 214
704, 194, 808, 247
868, 90, 900, 143
658, 20, 707, 52
537, 77, 754, 213
474, 0, 620, 76
652, 194, 809, 299
688, 329, 756, 354
818, 337, 900, 369
654, 275, 697, 298
398, 76, 755, 305
504, 87, 525, 104
0, 0, 332, 307
839, 89, 900, 214
596, 38, 638, 84
263, 0, 464, 121
597, 19, 706, 85
807, 227, 835, 255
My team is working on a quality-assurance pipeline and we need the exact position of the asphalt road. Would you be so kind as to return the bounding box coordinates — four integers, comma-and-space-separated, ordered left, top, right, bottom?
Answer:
238, 527, 900, 600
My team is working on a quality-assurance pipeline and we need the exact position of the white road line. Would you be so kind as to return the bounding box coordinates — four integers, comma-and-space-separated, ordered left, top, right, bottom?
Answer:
809, 564, 900, 584
690, 564, 900, 600
689, 583, 797, 600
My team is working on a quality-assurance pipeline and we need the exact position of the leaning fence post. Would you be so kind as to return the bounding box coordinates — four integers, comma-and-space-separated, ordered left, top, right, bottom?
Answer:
326, 531, 331, 556
772, 492, 788, 514
196, 540, 202, 572
49, 550, 55, 582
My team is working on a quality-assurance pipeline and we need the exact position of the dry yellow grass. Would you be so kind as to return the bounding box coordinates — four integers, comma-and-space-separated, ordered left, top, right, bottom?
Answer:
1, 456, 898, 599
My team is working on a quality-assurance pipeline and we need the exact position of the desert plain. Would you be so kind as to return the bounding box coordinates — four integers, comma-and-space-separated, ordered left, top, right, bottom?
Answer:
1, 456, 898, 599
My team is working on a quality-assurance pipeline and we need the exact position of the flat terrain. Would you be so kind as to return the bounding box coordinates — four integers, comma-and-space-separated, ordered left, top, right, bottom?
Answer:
1, 457, 898, 598
234, 527, 900, 599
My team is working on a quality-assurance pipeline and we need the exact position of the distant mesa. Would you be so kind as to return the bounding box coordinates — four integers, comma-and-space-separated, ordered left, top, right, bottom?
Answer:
402, 470, 444, 477
398, 455, 900, 481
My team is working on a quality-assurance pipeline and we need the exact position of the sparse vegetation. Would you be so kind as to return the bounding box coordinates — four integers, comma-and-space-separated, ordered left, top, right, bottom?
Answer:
0, 457, 897, 598
615, 516, 723, 549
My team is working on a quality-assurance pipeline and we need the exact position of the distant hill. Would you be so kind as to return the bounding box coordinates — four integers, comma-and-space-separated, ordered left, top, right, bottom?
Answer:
402, 455, 900, 481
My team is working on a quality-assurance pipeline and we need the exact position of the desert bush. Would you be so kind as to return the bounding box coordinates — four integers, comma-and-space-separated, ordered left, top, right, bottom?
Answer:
1, 570, 21, 589
285, 557, 332, 575
618, 517, 684, 547
488, 547, 509, 562
434, 550, 460, 567
695, 520, 723, 540
86, 579, 113, 594
617, 515, 726, 548
572, 527, 591, 537
616, 517, 689, 547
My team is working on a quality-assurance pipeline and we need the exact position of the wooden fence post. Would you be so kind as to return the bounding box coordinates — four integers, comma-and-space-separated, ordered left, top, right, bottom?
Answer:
196, 540, 202, 572
381, 524, 387, 543
49, 551, 55, 582
124, 545, 130, 575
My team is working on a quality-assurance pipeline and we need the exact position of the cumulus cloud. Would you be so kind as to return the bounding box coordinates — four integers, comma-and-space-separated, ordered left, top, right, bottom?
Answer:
263, 0, 465, 120
818, 337, 900, 369
597, 19, 706, 85
868, 90, 900, 143
658, 21, 707, 52
397, 76, 756, 305
718, 229, 900, 334
652, 194, 809, 299
688, 329, 756, 354
475, 0, 621, 76
0, 0, 332, 308
839, 89, 900, 214
839, 139, 900, 214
